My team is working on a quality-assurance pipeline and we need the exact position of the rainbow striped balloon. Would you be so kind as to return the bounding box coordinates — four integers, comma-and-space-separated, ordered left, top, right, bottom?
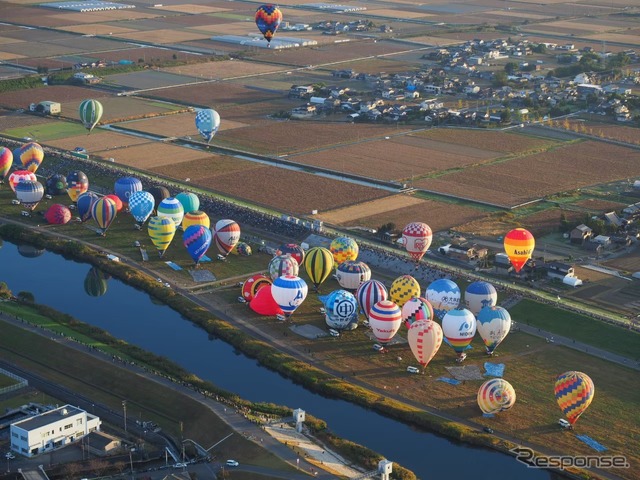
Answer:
477, 379, 516, 415
402, 297, 434, 329
554, 371, 594, 425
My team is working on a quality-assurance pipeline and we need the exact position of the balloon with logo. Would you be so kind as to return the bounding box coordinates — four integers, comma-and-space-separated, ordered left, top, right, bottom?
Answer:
182, 210, 210, 230
195, 108, 221, 143
554, 371, 594, 426
128, 191, 155, 224
19, 142, 44, 173
0, 147, 12, 182
336, 260, 371, 291
105, 194, 123, 213
271, 275, 308, 318
176, 191, 200, 216
66, 171, 89, 202
504, 228, 535, 273
249, 285, 283, 316
91, 197, 117, 235
356, 279, 388, 321
241, 273, 272, 302
213, 219, 240, 257
148, 216, 176, 257
401, 222, 432, 263
426, 278, 461, 321
76, 191, 98, 223
322, 289, 359, 330
369, 300, 402, 344
442, 308, 476, 362
303, 246, 334, 292
45, 204, 72, 225
477, 306, 511, 355
15, 180, 44, 211
268, 254, 299, 280
183, 225, 212, 265
389, 275, 420, 308
45, 174, 68, 196
465, 281, 497, 316
408, 319, 443, 369
402, 297, 434, 329
114, 177, 142, 207
236, 242, 252, 256
329, 236, 358, 265
78, 99, 103, 132
157, 197, 184, 229
477, 379, 516, 415
276, 243, 305, 266
255, 4, 283, 46
148, 185, 170, 214
8, 170, 36, 192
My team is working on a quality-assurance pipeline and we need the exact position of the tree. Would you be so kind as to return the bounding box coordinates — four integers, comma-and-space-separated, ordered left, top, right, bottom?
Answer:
504, 62, 518, 74
500, 109, 512, 124
493, 71, 508, 87
17, 291, 35, 304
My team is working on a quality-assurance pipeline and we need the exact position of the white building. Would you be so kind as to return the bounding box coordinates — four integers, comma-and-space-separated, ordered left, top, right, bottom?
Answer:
10, 405, 101, 457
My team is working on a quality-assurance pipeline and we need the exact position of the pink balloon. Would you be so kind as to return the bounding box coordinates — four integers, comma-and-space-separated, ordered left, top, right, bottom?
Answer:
249, 285, 284, 316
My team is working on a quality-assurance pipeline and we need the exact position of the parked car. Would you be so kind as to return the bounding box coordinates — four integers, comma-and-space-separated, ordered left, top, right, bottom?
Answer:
237, 296, 247, 304
406, 366, 420, 374
483, 427, 494, 434
328, 328, 340, 337
372, 344, 384, 352
226, 459, 239, 467
558, 418, 572, 429
174, 463, 187, 468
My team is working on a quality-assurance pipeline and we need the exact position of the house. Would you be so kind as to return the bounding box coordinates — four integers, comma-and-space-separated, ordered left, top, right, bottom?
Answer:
29, 101, 61, 115
85, 431, 122, 457
570, 224, 592, 244
289, 85, 314, 98
545, 261, 575, 280
591, 235, 611, 247
10, 405, 101, 457
420, 99, 443, 110
584, 240, 604, 255
422, 85, 442, 95
603, 211, 623, 228
73, 72, 101, 84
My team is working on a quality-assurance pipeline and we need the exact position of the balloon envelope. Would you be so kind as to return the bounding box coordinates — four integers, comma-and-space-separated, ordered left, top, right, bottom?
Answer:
322, 289, 359, 330
79, 99, 103, 132
114, 177, 142, 206
19, 142, 44, 173
182, 210, 210, 230
183, 225, 212, 264
242, 273, 272, 302
389, 275, 420, 308
76, 192, 98, 223
276, 243, 305, 266
442, 308, 476, 357
213, 219, 240, 256
478, 379, 516, 415
408, 319, 443, 368
255, 4, 283, 43
66, 171, 89, 202
271, 275, 308, 317
335, 260, 371, 291
129, 191, 155, 224
465, 281, 498, 316
401, 222, 432, 262
148, 216, 176, 257
0, 147, 12, 181
104, 194, 123, 212
195, 109, 221, 143
369, 300, 402, 344
91, 197, 117, 233
303, 246, 334, 290
45, 174, 68, 196
504, 228, 535, 273
157, 197, 184, 228
45, 204, 72, 225
554, 371, 594, 425
426, 278, 461, 320
402, 297, 434, 329
268, 254, 299, 280
176, 192, 200, 215
236, 242, 252, 256
84, 267, 108, 297
8, 170, 36, 192
15, 180, 44, 211
356, 279, 388, 320
330, 236, 358, 265
477, 306, 511, 354
249, 285, 283, 316
149, 185, 170, 213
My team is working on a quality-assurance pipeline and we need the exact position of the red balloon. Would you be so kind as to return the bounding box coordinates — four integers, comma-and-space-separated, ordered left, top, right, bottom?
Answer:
249, 285, 284, 316
105, 194, 123, 212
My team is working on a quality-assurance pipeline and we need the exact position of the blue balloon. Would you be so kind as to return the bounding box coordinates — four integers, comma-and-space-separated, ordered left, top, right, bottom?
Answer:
321, 290, 359, 330
425, 278, 461, 321
76, 192, 98, 223
271, 275, 308, 317
114, 177, 143, 206
195, 109, 220, 143
183, 225, 212, 265
464, 281, 497, 316
129, 191, 155, 224
12, 147, 22, 168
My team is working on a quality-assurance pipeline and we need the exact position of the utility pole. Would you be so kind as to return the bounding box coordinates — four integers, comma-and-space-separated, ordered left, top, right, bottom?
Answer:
122, 400, 127, 433
180, 421, 185, 462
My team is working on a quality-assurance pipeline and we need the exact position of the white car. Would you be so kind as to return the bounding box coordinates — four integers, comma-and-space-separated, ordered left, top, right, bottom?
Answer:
225, 459, 239, 467
328, 328, 340, 337
372, 344, 384, 352
237, 296, 247, 303
174, 463, 187, 468
406, 366, 420, 374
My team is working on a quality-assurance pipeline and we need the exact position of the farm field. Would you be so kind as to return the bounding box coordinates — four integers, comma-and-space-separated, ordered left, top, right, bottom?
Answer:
162, 60, 286, 79
125, 112, 248, 137
0, 85, 104, 111
45, 130, 155, 153
568, 121, 640, 145
94, 142, 213, 169
413, 129, 560, 154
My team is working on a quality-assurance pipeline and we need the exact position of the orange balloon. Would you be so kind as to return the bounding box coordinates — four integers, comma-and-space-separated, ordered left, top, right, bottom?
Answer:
503, 228, 535, 273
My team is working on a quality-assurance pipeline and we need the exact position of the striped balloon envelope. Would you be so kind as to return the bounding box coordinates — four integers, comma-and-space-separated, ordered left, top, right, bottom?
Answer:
303, 246, 334, 291
402, 297, 434, 329
77, 192, 98, 223
407, 319, 442, 368
157, 197, 184, 228
15, 180, 44, 211
213, 219, 240, 256
271, 275, 308, 318
504, 228, 535, 273
19, 142, 44, 173
442, 308, 476, 360
477, 379, 516, 415
78, 99, 103, 132
148, 216, 176, 257
356, 279, 387, 321
8, 170, 36, 192
182, 210, 210, 230
91, 197, 117, 234
0, 146, 12, 181
554, 371, 594, 425
368, 300, 402, 344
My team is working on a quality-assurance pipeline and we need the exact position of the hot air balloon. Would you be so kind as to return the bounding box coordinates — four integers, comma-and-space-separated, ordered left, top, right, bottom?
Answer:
389, 275, 420, 308
0, 147, 12, 182
241, 273, 272, 302
45, 174, 68, 196
408, 319, 443, 369
19, 142, 44, 173
15, 180, 44, 211
128, 191, 155, 224
8, 170, 36, 192
276, 243, 305, 266
425, 278, 461, 320
271, 275, 308, 318
369, 300, 402, 344
17, 244, 44, 258
66, 171, 89, 202
195, 108, 221, 143
182, 210, 210, 230
268, 254, 299, 280
401, 222, 432, 263
44, 204, 72, 225
321, 290, 359, 330
148, 216, 176, 257
356, 279, 388, 321
477, 306, 511, 355
236, 242, 252, 256
465, 281, 498, 316
79, 99, 103, 132
114, 177, 143, 207
183, 224, 212, 265
105, 194, 123, 213
148, 185, 170, 214
303, 246, 334, 292
504, 228, 535, 273
335, 260, 371, 290
91, 197, 117, 235
157, 197, 184, 228
402, 297, 434, 329
175, 191, 200, 216
442, 308, 476, 362
76, 191, 98, 223
255, 4, 283, 46
477, 379, 516, 415
11, 147, 22, 168
213, 219, 240, 257
554, 371, 594, 426
249, 284, 283, 316
329, 236, 358, 265
84, 267, 108, 297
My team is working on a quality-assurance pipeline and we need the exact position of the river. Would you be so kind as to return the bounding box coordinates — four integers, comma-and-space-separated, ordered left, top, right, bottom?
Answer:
0, 241, 553, 479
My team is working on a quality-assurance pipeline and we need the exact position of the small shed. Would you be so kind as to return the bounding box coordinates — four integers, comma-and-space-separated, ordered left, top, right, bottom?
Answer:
563, 275, 582, 287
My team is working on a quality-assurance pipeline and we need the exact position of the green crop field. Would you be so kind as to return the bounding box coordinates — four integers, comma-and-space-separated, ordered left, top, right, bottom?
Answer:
4, 122, 88, 142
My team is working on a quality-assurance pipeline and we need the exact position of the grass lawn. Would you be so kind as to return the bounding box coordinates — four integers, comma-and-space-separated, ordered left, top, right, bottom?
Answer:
0, 373, 18, 388
509, 299, 640, 359
4, 122, 88, 142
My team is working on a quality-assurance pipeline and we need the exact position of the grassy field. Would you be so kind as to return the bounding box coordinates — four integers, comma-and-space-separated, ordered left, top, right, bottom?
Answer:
4, 122, 88, 141
0, 372, 18, 388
